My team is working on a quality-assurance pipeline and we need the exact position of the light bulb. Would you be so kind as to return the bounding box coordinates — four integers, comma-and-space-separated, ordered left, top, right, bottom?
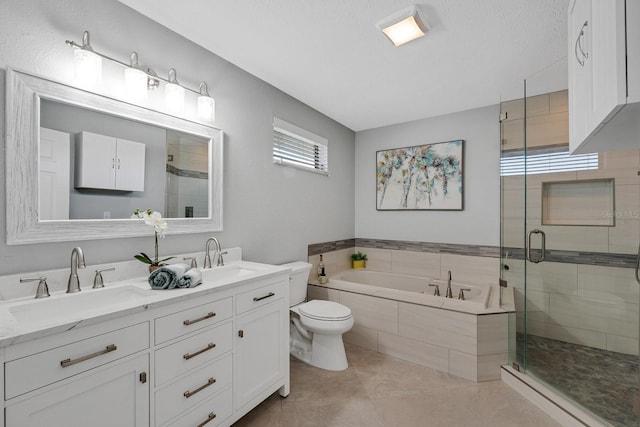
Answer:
165, 83, 185, 113
198, 95, 215, 121
73, 49, 102, 87
124, 67, 148, 101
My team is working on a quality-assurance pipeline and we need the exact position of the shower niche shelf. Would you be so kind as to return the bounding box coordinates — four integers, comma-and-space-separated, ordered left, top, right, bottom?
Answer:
541, 179, 614, 226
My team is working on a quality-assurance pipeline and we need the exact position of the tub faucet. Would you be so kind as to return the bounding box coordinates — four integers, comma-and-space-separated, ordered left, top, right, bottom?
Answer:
445, 270, 453, 298
67, 247, 86, 293
204, 237, 225, 268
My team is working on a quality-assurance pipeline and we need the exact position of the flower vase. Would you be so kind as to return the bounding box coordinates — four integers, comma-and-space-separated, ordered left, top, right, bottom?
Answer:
149, 265, 163, 274
352, 260, 365, 269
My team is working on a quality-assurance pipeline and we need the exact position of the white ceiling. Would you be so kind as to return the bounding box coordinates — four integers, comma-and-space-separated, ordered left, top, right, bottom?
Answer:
119, 0, 570, 131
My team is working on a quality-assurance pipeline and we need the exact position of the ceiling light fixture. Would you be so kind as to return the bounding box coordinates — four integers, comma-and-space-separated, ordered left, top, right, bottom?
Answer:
377, 5, 430, 47
65, 30, 216, 122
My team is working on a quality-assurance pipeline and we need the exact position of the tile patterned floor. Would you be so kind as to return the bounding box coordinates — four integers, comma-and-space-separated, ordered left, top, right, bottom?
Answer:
520, 334, 639, 427
233, 343, 559, 427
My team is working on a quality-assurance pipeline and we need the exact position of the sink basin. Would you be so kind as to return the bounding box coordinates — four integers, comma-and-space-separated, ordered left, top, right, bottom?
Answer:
200, 265, 257, 283
8, 285, 151, 323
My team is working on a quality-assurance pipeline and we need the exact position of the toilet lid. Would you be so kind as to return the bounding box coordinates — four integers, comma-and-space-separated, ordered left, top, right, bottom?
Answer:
299, 300, 352, 321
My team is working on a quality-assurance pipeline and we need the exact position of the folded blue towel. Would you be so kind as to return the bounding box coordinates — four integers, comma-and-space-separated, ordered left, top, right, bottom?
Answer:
176, 268, 202, 288
148, 263, 190, 289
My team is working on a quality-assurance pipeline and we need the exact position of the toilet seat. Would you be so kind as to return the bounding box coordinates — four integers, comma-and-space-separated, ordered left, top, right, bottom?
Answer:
298, 300, 352, 321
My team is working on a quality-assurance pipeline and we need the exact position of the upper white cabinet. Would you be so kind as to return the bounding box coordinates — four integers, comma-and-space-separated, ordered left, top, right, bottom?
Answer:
75, 131, 146, 191
568, 0, 640, 154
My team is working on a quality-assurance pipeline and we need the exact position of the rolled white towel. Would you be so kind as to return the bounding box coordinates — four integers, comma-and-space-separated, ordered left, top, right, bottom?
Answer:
177, 268, 203, 288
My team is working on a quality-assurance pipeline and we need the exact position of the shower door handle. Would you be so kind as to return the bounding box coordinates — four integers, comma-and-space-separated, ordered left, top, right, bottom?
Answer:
527, 229, 546, 264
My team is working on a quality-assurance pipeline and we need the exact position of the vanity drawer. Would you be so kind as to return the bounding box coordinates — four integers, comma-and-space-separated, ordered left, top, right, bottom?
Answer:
156, 354, 232, 426
5, 322, 149, 399
236, 280, 286, 315
155, 321, 232, 386
155, 296, 232, 345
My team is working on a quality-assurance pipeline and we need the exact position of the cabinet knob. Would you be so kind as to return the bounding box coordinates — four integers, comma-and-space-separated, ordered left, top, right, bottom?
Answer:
238, 329, 244, 338
139, 372, 147, 384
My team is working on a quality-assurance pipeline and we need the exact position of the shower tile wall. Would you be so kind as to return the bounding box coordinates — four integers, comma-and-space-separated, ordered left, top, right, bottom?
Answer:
165, 139, 209, 218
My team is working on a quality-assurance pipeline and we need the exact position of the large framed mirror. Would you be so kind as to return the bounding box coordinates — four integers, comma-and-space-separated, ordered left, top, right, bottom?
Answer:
6, 68, 223, 245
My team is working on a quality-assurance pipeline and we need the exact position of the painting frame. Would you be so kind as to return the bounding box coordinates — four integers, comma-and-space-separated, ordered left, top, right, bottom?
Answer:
376, 140, 464, 211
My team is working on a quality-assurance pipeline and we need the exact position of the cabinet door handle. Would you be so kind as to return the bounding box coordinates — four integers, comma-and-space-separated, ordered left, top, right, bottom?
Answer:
238, 329, 244, 338
117, 158, 121, 169
574, 20, 589, 66
183, 343, 216, 360
111, 158, 115, 169
253, 292, 275, 302
183, 311, 216, 326
60, 344, 117, 368
197, 412, 217, 427
184, 377, 216, 398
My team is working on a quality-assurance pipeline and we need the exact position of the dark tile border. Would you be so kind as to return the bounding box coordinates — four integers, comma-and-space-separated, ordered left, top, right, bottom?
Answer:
309, 239, 637, 269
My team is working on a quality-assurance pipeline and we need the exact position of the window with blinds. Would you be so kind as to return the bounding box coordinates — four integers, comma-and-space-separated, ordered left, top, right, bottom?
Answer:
273, 117, 328, 175
500, 147, 599, 176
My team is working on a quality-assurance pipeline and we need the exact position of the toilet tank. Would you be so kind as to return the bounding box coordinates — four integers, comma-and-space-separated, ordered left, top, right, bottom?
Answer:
280, 261, 312, 306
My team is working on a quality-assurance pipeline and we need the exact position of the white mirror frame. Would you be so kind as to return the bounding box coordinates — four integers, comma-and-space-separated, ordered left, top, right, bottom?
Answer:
5, 68, 223, 245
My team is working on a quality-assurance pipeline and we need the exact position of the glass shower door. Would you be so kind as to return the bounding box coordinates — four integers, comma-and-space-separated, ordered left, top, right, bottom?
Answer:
504, 59, 640, 426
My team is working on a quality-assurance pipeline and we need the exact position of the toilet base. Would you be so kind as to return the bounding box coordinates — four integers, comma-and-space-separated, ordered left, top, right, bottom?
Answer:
289, 321, 349, 371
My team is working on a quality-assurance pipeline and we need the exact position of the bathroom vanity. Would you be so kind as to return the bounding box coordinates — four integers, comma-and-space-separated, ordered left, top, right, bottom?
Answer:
0, 261, 290, 427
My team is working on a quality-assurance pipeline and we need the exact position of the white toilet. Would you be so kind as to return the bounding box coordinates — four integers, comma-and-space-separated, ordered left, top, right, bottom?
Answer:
281, 262, 354, 371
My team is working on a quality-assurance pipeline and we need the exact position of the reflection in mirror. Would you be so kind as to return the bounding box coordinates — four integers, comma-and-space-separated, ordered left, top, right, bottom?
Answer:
6, 68, 223, 244
39, 100, 209, 220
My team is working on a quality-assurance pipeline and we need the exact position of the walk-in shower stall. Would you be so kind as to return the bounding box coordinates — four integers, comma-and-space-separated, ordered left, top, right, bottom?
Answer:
500, 59, 639, 426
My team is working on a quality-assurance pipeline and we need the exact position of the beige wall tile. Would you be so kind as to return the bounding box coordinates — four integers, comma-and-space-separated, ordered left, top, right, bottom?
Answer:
515, 261, 578, 295
477, 353, 508, 382
549, 294, 639, 338
340, 292, 398, 335
577, 265, 639, 303
502, 189, 525, 219
606, 334, 639, 356
502, 219, 525, 248
335, 248, 355, 272
609, 219, 640, 254
399, 302, 477, 354
356, 247, 391, 272
542, 180, 614, 226
549, 90, 568, 113
501, 98, 524, 121
513, 288, 549, 324
613, 183, 640, 218
477, 313, 509, 355
541, 225, 609, 252
449, 350, 477, 382
525, 93, 551, 118
377, 331, 449, 373
343, 324, 378, 352
502, 175, 524, 191
522, 319, 607, 350
440, 254, 500, 286
390, 250, 440, 278
577, 165, 640, 186
307, 284, 340, 302
525, 112, 568, 148
503, 259, 524, 289
526, 171, 576, 190
501, 118, 524, 151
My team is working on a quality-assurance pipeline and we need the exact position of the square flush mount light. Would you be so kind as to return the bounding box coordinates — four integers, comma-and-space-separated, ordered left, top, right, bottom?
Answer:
377, 5, 430, 47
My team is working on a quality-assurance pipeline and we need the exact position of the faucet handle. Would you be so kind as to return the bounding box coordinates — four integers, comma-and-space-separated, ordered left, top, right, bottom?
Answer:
458, 288, 471, 300
428, 283, 440, 296
93, 267, 115, 289
20, 276, 50, 299
216, 251, 228, 267
183, 257, 198, 268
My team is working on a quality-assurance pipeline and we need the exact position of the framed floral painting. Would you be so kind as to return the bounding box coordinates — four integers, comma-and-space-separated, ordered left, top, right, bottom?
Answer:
376, 140, 463, 210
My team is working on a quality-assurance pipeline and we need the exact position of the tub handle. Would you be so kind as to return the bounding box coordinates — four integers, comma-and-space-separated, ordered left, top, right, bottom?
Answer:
428, 284, 440, 296
458, 288, 471, 300
527, 229, 546, 263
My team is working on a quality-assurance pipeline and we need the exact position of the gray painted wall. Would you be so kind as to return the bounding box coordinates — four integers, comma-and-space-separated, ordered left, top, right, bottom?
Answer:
354, 105, 500, 246
0, 0, 355, 276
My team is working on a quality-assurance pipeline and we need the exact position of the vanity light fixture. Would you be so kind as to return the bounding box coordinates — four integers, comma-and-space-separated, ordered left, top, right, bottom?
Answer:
377, 5, 430, 47
72, 31, 102, 86
65, 30, 216, 122
197, 82, 215, 122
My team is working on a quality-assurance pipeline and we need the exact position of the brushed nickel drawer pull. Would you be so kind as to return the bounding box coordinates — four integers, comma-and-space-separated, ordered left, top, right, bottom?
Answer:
60, 344, 117, 368
197, 412, 217, 427
183, 343, 216, 360
183, 311, 216, 326
184, 377, 216, 398
253, 292, 275, 302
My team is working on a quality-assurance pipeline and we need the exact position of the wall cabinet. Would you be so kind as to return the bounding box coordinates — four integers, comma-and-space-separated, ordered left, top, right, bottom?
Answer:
75, 131, 146, 191
2, 269, 290, 427
568, 0, 640, 154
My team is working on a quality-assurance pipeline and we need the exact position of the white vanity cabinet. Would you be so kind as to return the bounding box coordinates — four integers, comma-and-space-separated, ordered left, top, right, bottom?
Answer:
4, 321, 151, 427
234, 280, 289, 412
75, 131, 146, 191
568, 0, 640, 153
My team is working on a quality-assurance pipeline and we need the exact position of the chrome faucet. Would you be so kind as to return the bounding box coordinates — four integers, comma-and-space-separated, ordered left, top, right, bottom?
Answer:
445, 270, 453, 298
67, 247, 86, 293
204, 237, 225, 268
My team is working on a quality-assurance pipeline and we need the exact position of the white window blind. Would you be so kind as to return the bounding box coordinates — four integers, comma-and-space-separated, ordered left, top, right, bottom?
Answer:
500, 148, 599, 176
273, 117, 328, 175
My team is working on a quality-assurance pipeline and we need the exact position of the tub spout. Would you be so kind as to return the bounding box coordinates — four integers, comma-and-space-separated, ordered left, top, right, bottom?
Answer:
445, 270, 453, 298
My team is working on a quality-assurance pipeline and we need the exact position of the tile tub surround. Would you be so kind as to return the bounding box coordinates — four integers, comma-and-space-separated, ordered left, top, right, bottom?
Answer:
308, 284, 509, 382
